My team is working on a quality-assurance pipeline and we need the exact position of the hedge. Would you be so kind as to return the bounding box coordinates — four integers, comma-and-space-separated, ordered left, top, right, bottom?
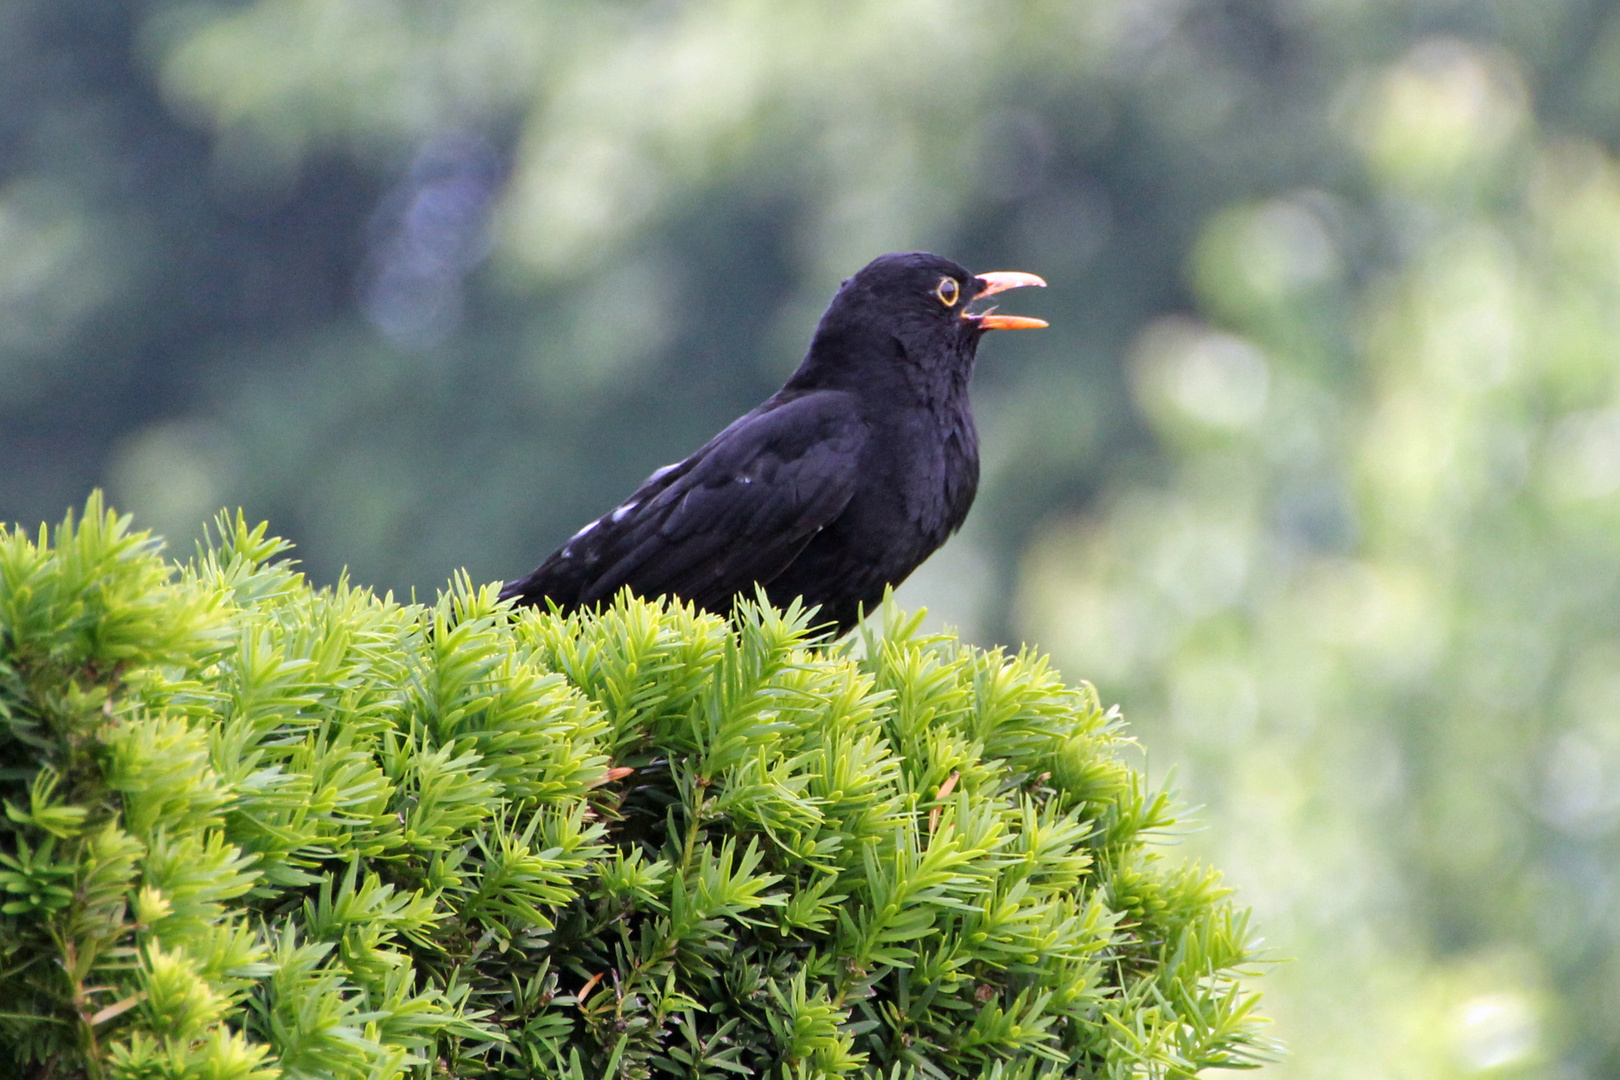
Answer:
0, 496, 1271, 1079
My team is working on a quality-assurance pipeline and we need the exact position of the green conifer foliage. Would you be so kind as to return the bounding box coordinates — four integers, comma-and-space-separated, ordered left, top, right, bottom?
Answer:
0, 496, 1271, 1079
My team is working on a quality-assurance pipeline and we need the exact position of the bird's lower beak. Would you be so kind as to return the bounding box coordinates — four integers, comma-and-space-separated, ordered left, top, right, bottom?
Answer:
967, 271, 1049, 330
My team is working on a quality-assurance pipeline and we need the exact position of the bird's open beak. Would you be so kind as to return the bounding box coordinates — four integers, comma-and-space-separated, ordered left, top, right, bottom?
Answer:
966, 271, 1049, 330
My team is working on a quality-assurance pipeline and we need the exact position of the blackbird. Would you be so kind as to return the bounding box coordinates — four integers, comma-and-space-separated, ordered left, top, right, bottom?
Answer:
500, 251, 1047, 634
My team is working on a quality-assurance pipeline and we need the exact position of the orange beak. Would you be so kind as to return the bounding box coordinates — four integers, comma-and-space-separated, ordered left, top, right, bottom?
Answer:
967, 271, 1048, 330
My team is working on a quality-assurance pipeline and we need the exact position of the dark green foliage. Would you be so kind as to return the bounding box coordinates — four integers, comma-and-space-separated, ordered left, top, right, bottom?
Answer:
0, 496, 1270, 1079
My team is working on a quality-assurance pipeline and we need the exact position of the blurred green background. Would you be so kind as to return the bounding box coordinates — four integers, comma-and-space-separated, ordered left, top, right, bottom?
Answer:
6, 0, 1620, 1075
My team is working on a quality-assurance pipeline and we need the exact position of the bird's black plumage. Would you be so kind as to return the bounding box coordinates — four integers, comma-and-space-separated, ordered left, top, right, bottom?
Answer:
500, 252, 1047, 634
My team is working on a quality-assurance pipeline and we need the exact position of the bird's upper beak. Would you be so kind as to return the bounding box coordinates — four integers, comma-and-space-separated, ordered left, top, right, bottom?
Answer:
965, 271, 1049, 330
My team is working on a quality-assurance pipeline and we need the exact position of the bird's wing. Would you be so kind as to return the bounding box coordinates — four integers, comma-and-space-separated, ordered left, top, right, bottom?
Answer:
501, 391, 866, 614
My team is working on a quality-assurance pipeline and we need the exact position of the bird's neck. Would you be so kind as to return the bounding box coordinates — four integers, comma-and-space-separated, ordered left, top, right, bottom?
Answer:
787, 326, 975, 405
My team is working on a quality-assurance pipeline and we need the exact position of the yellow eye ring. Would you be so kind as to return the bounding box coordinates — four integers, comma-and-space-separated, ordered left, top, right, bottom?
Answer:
935, 277, 960, 307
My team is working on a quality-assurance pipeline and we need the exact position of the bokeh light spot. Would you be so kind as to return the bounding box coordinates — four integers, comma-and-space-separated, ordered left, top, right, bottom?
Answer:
1353, 38, 1528, 191
1131, 317, 1271, 434
1453, 991, 1539, 1072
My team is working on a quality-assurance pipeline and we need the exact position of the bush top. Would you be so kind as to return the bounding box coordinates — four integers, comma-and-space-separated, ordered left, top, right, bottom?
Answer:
0, 495, 1271, 1079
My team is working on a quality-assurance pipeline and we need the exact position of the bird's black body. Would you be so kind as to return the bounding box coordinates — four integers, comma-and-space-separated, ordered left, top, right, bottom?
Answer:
500, 252, 1046, 635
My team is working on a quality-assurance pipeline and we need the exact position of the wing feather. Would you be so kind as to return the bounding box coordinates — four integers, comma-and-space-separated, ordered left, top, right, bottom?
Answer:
500, 391, 866, 615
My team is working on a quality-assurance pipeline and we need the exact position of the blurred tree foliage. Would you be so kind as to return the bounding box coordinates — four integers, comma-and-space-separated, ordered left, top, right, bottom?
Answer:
5, 0, 1620, 1076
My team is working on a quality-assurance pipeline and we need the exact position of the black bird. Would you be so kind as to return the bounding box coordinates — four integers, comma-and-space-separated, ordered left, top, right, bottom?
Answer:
500, 252, 1047, 634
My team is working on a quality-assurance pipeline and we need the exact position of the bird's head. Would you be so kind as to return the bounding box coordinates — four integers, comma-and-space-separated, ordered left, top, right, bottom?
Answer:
803, 252, 1047, 384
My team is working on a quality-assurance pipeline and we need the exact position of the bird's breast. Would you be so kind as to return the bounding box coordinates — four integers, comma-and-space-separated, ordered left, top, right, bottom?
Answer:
857, 403, 978, 547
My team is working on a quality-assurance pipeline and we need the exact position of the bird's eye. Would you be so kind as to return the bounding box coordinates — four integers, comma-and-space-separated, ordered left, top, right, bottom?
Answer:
934, 277, 960, 307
